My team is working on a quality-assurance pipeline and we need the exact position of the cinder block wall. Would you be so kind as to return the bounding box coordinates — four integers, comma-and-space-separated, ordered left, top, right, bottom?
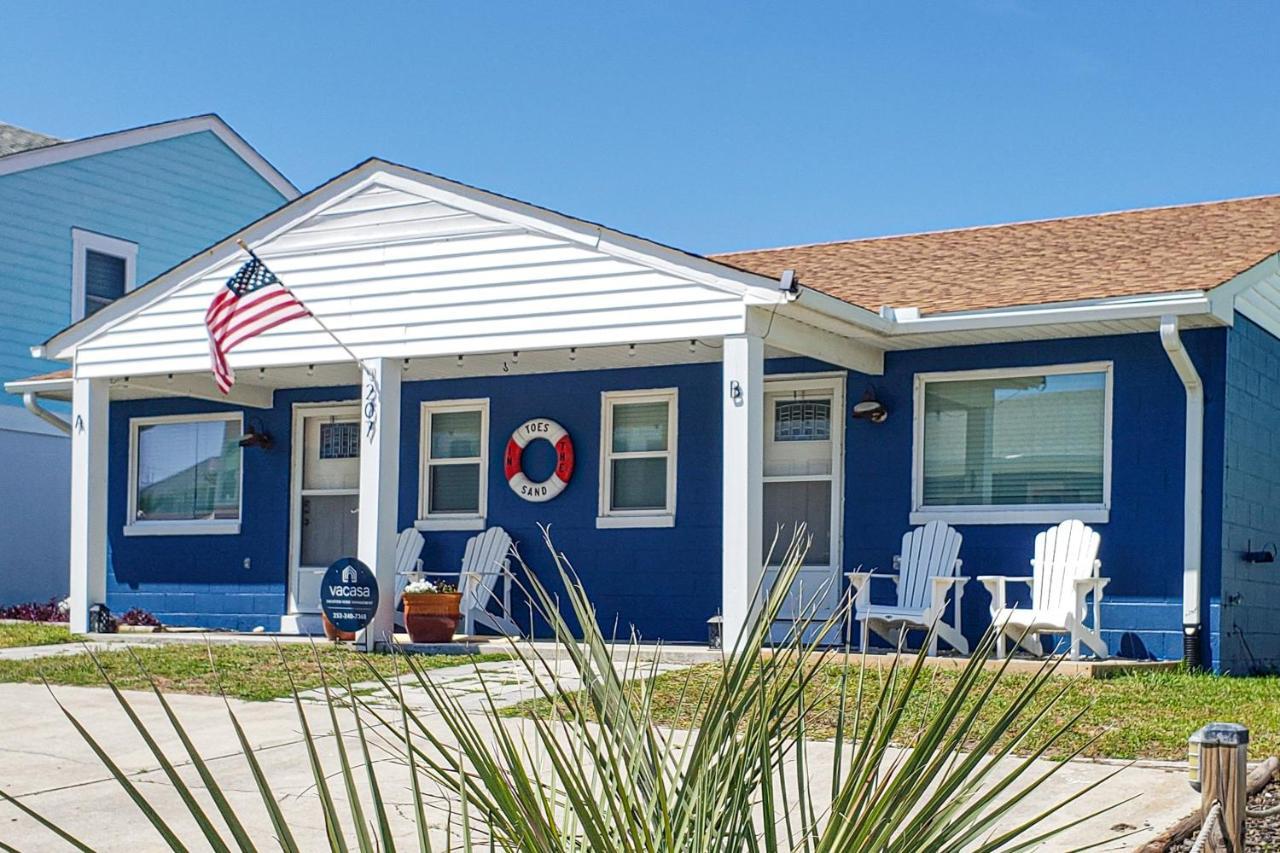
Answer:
1219, 315, 1280, 674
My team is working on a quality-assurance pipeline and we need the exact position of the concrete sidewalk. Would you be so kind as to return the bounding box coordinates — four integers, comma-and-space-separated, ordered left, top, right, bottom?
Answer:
0, 665, 1199, 851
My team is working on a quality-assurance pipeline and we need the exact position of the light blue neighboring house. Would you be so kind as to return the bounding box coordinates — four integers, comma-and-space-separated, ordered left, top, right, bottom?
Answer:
0, 115, 297, 605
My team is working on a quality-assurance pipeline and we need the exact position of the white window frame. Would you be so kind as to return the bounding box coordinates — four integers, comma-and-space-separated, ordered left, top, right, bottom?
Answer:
416, 398, 489, 531
71, 227, 138, 323
125, 412, 243, 536
597, 387, 678, 529
910, 361, 1113, 526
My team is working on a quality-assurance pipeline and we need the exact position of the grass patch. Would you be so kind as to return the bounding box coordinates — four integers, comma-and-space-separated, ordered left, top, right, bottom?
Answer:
0, 622, 78, 649
508, 660, 1280, 761
0, 641, 510, 702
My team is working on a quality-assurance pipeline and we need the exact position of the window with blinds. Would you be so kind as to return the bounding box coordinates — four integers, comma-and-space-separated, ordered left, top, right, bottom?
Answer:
419, 401, 488, 520
918, 366, 1110, 510
599, 389, 677, 524
84, 249, 127, 317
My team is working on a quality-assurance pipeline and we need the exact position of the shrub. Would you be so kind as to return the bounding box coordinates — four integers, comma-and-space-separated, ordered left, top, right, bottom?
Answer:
118, 608, 162, 628
0, 597, 68, 623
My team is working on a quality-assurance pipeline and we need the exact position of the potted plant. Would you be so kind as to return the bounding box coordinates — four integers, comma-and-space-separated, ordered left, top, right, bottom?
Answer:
401, 579, 463, 643
322, 613, 356, 642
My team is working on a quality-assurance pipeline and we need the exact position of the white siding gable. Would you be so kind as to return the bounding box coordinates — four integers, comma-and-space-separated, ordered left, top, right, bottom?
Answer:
71, 177, 773, 378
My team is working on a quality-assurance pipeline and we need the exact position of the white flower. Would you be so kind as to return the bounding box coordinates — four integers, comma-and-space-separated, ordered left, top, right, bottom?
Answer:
404, 580, 438, 595
57, 598, 71, 614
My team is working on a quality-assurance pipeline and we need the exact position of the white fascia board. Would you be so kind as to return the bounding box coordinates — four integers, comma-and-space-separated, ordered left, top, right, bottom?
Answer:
0, 114, 298, 199
884, 291, 1215, 336
4, 376, 72, 396
369, 167, 788, 302
1206, 252, 1280, 325
45, 162, 389, 359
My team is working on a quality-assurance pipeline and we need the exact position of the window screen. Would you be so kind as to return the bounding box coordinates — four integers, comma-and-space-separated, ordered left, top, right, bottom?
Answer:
84, 250, 126, 317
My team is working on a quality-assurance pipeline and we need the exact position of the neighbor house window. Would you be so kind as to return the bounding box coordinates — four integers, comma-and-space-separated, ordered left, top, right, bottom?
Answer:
598, 388, 677, 528
912, 363, 1112, 525
417, 399, 488, 530
71, 228, 137, 322
126, 413, 243, 536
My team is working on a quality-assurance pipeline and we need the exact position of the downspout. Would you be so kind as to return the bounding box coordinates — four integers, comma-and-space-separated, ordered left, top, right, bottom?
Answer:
23, 392, 71, 435
1159, 316, 1204, 668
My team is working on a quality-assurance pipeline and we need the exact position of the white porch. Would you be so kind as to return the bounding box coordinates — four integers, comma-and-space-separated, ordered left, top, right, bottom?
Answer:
20, 160, 885, 648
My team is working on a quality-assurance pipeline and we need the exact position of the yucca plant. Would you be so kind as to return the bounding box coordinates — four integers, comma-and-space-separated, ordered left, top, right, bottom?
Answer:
0, 528, 1125, 851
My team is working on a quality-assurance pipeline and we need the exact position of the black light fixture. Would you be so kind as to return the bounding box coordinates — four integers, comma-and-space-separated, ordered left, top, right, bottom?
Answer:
1243, 541, 1277, 564
239, 418, 274, 450
851, 386, 888, 423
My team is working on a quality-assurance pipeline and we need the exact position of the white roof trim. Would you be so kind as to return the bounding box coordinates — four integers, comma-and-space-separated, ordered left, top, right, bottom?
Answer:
0, 114, 298, 199
43, 159, 789, 359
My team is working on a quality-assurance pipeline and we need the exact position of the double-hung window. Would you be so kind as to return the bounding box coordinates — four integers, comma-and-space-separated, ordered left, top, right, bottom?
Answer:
912, 362, 1112, 525
417, 399, 489, 530
126, 413, 243, 536
598, 388, 677, 528
71, 228, 137, 321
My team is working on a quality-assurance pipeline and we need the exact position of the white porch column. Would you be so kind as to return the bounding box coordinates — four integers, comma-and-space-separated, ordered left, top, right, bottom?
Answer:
357, 358, 401, 651
69, 376, 109, 634
721, 333, 764, 651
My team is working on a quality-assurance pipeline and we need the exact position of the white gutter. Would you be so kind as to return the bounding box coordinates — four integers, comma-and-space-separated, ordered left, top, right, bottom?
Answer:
1159, 315, 1204, 653
22, 392, 71, 435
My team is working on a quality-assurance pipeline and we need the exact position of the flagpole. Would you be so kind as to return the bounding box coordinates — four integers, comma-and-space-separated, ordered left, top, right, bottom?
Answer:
235, 239, 374, 382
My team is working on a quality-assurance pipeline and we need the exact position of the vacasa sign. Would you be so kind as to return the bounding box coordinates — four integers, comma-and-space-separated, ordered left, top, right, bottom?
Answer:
320, 556, 379, 634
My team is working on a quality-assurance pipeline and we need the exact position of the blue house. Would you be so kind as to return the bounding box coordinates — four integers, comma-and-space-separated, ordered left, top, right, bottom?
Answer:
0, 115, 296, 605
10, 158, 1280, 673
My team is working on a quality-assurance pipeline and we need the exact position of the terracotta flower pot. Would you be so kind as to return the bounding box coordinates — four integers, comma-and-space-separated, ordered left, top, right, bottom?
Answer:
322, 613, 356, 642
403, 591, 463, 643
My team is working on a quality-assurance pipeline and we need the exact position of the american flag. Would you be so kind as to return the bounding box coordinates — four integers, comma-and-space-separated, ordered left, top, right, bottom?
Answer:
205, 254, 310, 393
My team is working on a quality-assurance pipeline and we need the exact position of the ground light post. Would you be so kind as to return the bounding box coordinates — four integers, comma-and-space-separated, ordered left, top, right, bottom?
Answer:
1189, 723, 1249, 851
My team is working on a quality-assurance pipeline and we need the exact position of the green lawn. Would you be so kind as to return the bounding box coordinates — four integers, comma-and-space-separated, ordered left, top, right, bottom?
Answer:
0, 622, 79, 649
0, 640, 509, 702
509, 661, 1280, 761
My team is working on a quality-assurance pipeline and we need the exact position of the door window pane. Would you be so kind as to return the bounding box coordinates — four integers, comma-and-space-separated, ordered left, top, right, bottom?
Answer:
922, 370, 1107, 507
610, 458, 667, 510
431, 410, 482, 458
763, 481, 831, 566
430, 463, 481, 513
774, 400, 831, 442
611, 402, 668, 452
135, 418, 241, 521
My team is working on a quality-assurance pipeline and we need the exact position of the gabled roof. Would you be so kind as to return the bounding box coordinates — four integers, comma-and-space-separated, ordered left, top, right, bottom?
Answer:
0, 122, 61, 156
713, 195, 1280, 315
0, 114, 297, 199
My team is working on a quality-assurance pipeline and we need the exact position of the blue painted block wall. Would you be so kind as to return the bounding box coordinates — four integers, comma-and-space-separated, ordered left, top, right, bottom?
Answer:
103, 329, 1230, 659
831, 328, 1226, 663
1218, 316, 1280, 674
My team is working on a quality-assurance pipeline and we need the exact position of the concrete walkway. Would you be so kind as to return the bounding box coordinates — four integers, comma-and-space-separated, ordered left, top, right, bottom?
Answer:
0, 652, 1200, 850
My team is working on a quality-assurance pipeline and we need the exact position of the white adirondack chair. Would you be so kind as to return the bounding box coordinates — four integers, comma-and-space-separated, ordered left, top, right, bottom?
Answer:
846, 521, 969, 655
979, 519, 1109, 661
414, 527, 521, 637
393, 528, 426, 605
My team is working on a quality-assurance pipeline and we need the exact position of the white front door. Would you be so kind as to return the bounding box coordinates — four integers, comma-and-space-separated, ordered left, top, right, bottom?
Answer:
289, 404, 360, 614
762, 375, 845, 622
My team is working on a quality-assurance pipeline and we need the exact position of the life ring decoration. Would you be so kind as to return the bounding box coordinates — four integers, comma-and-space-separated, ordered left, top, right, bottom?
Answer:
504, 418, 575, 502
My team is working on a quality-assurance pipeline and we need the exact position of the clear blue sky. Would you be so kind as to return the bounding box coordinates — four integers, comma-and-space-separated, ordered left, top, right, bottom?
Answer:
4, 2, 1278, 254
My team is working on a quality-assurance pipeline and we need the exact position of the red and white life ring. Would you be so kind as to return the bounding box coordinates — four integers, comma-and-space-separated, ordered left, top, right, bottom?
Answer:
504, 418, 574, 502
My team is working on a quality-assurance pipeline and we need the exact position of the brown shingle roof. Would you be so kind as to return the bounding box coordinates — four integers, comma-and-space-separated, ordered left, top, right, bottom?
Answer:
711, 195, 1280, 315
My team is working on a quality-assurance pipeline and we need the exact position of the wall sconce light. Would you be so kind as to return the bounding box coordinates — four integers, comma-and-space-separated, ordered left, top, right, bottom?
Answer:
239, 419, 274, 450
852, 387, 888, 423
1243, 541, 1277, 564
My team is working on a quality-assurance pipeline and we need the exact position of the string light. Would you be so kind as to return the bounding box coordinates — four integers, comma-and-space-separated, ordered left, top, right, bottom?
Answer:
307, 364, 314, 377
456, 355, 465, 367
628, 344, 636, 358
569, 347, 577, 361
689, 339, 697, 353
512, 351, 520, 364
